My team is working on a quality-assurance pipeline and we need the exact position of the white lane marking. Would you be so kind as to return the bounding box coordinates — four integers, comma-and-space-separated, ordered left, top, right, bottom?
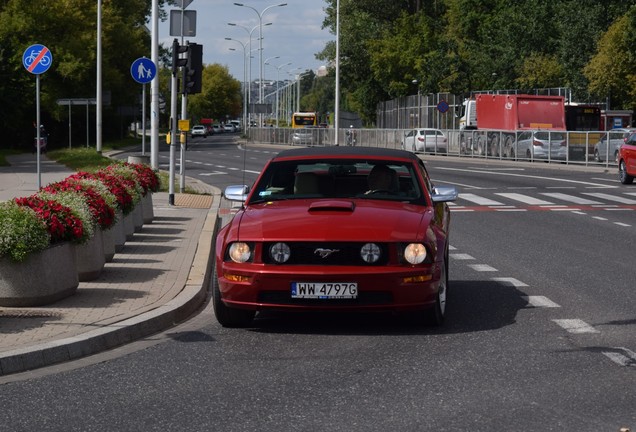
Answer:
602, 348, 636, 367
553, 319, 600, 334
540, 192, 602, 205
450, 253, 475, 260
468, 264, 498, 272
523, 296, 561, 308
459, 193, 505, 206
199, 171, 225, 176
491, 277, 528, 287
615, 222, 632, 227
449, 245, 457, 250
571, 211, 587, 215
437, 167, 617, 188
583, 192, 636, 204
593, 216, 608, 221
495, 193, 554, 205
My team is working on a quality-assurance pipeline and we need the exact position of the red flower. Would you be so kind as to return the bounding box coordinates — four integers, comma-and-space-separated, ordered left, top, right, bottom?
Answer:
72, 171, 135, 215
42, 179, 116, 229
14, 195, 85, 244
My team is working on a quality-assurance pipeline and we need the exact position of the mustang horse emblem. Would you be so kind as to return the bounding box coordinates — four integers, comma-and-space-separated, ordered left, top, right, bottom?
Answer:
314, 248, 340, 258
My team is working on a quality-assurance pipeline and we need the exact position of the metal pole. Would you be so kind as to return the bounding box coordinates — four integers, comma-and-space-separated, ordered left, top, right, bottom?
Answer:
68, 105, 71, 149
36, 75, 41, 189
150, 0, 159, 169
141, 83, 146, 155
96, 0, 102, 153
169, 40, 179, 206
334, 0, 340, 145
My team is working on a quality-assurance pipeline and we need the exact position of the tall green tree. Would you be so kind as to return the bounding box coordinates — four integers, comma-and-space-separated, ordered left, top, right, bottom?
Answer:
0, 0, 154, 148
187, 63, 242, 123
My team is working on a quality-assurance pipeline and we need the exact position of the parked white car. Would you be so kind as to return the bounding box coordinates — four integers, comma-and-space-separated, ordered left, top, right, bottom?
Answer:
401, 128, 448, 153
593, 128, 636, 163
515, 130, 567, 161
190, 125, 207, 138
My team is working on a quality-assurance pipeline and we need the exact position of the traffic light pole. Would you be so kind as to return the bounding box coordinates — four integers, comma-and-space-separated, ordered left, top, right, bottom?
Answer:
180, 30, 187, 193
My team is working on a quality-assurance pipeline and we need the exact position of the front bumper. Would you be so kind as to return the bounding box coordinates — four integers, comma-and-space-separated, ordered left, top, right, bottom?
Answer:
217, 263, 442, 312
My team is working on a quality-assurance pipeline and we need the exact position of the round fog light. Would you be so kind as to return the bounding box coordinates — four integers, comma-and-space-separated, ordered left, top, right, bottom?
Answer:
360, 243, 381, 263
270, 242, 291, 263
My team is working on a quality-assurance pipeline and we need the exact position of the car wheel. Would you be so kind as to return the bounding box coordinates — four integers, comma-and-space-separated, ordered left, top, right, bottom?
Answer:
594, 149, 602, 163
212, 265, 255, 328
619, 160, 634, 185
425, 257, 448, 326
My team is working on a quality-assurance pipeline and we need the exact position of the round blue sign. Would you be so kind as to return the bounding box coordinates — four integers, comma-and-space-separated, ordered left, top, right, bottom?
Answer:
437, 100, 450, 114
130, 58, 157, 84
23, 44, 52, 75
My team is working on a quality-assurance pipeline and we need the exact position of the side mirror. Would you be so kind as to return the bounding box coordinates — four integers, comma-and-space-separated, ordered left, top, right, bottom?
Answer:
224, 185, 249, 202
431, 185, 458, 203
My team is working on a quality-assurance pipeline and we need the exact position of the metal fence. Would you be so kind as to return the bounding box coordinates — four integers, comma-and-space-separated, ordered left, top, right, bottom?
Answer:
246, 127, 623, 169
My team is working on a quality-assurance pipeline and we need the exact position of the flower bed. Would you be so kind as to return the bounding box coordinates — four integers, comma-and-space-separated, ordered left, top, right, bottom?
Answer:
0, 161, 160, 304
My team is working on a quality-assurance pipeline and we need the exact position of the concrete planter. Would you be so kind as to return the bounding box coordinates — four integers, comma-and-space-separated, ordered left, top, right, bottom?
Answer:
75, 230, 106, 281
112, 210, 126, 252
102, 226, 116, 262
123, 211, 135, 241
0, 242, 79, 307
132, 203, 143, 232
141, 192, 154, 224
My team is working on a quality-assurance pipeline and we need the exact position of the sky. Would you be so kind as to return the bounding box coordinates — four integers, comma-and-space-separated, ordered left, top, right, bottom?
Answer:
159, 0, 334, 82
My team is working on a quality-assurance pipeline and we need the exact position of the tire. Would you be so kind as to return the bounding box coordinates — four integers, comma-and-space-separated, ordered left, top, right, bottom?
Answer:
212, 265, 255, 328
503, 136, 514, 159
619, 160, 634, 184
407, 254, 448, 327
425, 257, 448, 326
594, 149, 602, 163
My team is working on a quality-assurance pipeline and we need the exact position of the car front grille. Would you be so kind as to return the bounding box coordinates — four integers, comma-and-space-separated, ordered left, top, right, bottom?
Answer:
262, 242, 389, 266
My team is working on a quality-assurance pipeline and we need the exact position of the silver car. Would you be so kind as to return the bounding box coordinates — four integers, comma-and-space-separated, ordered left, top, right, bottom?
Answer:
402, 128, 448, 154
515, 130, 567, 161
593, 128, 636, 163
291, 128, 316, 146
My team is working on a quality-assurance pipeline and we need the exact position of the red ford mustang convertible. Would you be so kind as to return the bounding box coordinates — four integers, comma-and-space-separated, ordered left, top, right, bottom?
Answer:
214, 147, 458, 327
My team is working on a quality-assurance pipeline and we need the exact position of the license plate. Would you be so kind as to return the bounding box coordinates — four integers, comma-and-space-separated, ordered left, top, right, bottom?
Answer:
291, 282, 358, 299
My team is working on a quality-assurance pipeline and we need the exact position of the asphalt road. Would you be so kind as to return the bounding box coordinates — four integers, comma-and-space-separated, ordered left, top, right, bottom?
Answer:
1, 136, 634, 432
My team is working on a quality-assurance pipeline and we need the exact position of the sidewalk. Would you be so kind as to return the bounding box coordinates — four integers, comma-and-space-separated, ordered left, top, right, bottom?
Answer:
0, 153, 221, 376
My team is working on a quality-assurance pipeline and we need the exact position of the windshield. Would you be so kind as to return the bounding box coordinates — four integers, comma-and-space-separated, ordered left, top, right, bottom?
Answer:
249, 159, 425, 204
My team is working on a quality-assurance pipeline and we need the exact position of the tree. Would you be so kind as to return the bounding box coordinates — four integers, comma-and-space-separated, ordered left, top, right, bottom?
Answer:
0, 0, 159, 148
584, 7, 636, 109
187, 63, 242, 122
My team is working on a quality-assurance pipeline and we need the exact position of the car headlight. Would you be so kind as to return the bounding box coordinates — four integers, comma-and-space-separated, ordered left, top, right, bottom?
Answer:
269, 242, 291, 264
228, 242, 252, 263
403, 243, 427, 265
360, 243, 381, 263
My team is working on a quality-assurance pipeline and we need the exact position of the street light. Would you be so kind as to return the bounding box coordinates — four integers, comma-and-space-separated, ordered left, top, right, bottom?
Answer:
226, 38, 248, 131
233, 3, 288, 109
228, 22, 271, 128
412, 79, 421, 128
266, 61, 291, 127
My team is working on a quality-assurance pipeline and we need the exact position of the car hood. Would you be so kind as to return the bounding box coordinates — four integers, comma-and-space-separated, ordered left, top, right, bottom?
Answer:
229, 199, 432, 241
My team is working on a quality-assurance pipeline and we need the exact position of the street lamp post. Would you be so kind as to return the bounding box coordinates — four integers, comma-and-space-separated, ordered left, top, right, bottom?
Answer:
228, 22, 270, 128
234, 2, 287, 123
226, 38, 248, 131
266, 61, 291, 127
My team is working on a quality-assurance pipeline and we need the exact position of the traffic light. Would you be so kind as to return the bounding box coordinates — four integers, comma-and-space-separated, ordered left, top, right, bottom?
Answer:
171, 38, 188, 76
183, 42, 202, 94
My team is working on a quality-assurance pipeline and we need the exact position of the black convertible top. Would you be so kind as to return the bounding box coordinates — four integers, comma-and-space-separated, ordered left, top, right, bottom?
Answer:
275, 146, 422, 162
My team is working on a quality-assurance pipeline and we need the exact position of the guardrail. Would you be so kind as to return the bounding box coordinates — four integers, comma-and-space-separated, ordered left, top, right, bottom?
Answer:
246, 127, 624, 170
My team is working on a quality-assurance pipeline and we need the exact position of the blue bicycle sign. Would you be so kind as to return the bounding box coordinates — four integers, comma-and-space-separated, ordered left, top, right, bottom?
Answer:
23, 44, 52, 75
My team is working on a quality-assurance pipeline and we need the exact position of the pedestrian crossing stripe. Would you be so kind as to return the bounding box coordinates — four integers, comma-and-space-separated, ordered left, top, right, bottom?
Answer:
450, 191, 636, 212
